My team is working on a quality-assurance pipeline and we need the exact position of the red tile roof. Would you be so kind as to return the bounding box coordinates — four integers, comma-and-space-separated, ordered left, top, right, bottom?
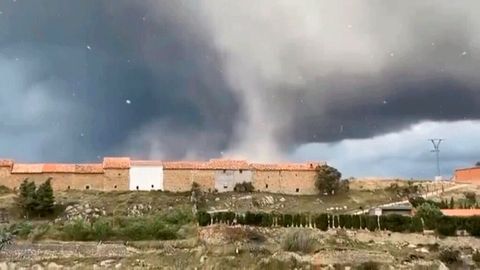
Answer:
42, 164, 76, 173
75, 164, 104, 174
103, 157, 130, 169
131, 160, 163, 166
11, 164, 44, 174
0, 159, 14, 168
163, 161, 208, 170
207, 159, 250, 170
441, 209, 480, 217
250, 162, 324, 171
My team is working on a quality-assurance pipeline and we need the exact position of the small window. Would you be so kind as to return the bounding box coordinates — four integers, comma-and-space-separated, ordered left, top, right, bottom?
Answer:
239, 169, 243, 174
295, 174, 298, 177
296, 188, 300, 193
114, 185, 117, 189
85, 185, 90, 190
136, 186, 139, 190
151, 184, 154, 188
223, 169, 226, 173
279, 171, 281, 175
118, 173, 121, 176
223, 185, 228, 189
67, 186, 71, 190
265, 184, 269, 189
309, 163, 313, 169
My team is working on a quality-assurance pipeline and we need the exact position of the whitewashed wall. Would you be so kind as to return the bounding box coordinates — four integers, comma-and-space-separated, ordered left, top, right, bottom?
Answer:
215, 170, 252, 192
129, 166, 163, 191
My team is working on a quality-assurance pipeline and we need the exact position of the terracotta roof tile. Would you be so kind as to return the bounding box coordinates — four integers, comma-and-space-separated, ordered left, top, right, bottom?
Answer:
207, 159, 250, 170
163, 161, 208, 170
0, 159, 14, 168
250, 162, 324, 171
455, 166, 480, 172
75, 164, 104, 174
131, 160, 163, 166
441, 209, 480, 217
103, 157, 130, 169
11, 164, 43, 174
42, 164, 75, 173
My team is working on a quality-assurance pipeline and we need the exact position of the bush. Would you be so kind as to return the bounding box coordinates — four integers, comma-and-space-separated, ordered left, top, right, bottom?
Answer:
409, 217, 423, 233
357, 261, 380, 270
233, 182, 254, 193
63, 219, 92, 241
464, 192, 477, 204
466, 216, 480, 237
380, 214, 410, 232
10, 221, 33, 239
92, 219, 113, 241
409, 196, 426, 208
436, 216, 457, 237
282, 230, 316, 253
284, 214, 293, 227
366, 216, 378, 231
473, 250, 480, 264
351, 215, 361, 229
439, 248, 460, 265
314, 214, 328, 231
415, 203, 443, 230
30, 223, 50, 241
197, 211, 211, 226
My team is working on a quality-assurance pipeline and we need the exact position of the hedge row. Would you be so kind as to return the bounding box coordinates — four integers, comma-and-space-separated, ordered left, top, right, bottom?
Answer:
197, 211, 424, 233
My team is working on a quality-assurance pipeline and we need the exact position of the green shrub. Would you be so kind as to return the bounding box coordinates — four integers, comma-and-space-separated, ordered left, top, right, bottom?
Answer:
380, 214, 410, 232
357, 261, 380, 270
314, 214, 328, 231
260, 213, 273, 227
473, 250, 480, 264
359, 215, 367, 229
293, 214, 301, 227
351, 215, 361, 229
282, 230, 316, 254
284, 214, 293, 227
233, 182, 254, 193
409, 217, 423, 233
197, 211, 211, 226
439, 248, 460, 265
30, 223, 50, 242
92, 219, 113, 241
63, 219, 91, 241
436, 216, 457, 237
164, 209, 193, 225
466, 216, 480, 237
366, 216, 378, 231
415, 203, 442, 230
10, 221, 33, 239
300, 214, 308, 227
344, 215, 353, 229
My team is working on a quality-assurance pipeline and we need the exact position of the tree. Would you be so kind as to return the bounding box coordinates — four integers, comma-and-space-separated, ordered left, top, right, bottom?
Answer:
464, 192, 476, 206
16, 179, 37, 218
16, 179, 55, 218
415, 203, 443, 230
315, 165, 342, 195
449, 197, 455, 209
476, 161, 480, 167
36, 178, 55, 216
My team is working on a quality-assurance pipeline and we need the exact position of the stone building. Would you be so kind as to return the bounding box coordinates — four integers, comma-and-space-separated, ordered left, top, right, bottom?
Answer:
0, 157, 325, 195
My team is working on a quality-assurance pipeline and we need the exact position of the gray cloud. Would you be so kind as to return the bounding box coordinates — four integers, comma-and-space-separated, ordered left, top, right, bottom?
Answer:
1, 0, 480, 176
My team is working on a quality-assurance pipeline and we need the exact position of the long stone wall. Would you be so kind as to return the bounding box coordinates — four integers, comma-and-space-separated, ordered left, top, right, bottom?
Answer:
0, 158, 325, 195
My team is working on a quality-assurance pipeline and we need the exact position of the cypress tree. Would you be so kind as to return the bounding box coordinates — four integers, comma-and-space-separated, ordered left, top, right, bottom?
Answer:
449, 197, 455, 209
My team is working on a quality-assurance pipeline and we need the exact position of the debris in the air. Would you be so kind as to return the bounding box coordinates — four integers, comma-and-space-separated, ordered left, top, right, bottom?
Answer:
461, 51, 467, 56
86, 45, 92, 50
383, 100, 388, 104
126, 99, 132, 104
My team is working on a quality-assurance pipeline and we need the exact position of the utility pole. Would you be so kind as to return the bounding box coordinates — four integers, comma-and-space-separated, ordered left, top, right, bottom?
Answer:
429, 139, 443, 181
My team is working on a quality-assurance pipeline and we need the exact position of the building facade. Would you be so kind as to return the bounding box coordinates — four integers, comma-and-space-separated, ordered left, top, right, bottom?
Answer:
0, 157, 326, 195
454, 166, 480, 184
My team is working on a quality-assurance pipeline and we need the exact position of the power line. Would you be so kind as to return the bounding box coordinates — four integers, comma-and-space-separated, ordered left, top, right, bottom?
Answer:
428, 138, 443, 180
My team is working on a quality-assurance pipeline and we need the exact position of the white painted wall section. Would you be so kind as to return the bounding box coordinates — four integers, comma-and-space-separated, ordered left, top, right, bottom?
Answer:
129, 166, 163, 191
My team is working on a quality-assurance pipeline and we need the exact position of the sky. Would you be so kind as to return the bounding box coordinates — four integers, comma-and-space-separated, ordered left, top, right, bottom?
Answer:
1, 1, 480, 178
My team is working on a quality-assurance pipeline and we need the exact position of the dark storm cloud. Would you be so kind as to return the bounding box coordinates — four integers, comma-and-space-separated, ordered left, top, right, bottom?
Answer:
0, 0, 238, 161
1, 0, 480, 166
